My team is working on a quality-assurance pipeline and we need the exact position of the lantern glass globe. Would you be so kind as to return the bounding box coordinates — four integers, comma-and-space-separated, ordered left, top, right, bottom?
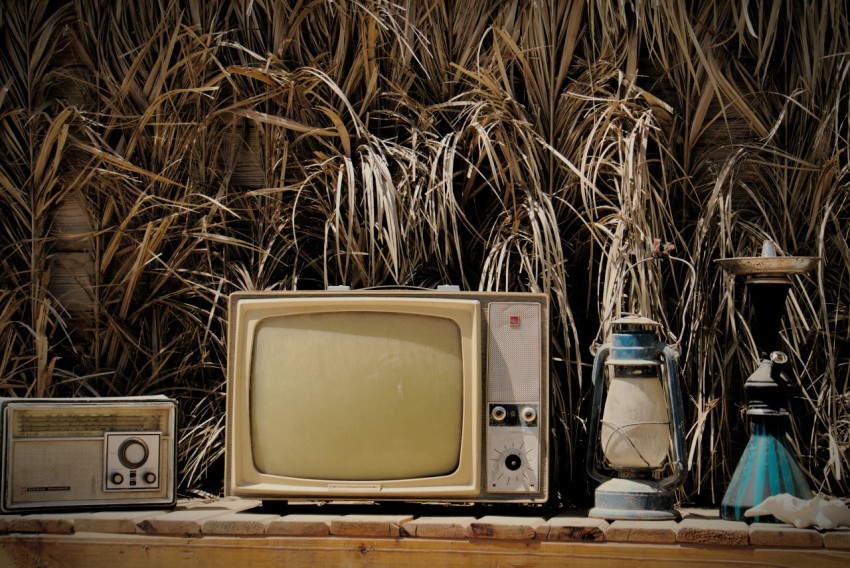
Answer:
600, 375, 669, 469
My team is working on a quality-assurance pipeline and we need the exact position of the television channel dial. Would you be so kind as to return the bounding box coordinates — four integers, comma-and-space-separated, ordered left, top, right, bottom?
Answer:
487, 403, 540, 493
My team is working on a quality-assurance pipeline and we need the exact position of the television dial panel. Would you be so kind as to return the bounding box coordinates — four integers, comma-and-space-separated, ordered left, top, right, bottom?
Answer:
485, 302, 544, 495
487, 403, 540, 492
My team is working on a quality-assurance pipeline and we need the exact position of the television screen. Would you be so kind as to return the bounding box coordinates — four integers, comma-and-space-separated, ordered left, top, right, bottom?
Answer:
250, 311, 464, 481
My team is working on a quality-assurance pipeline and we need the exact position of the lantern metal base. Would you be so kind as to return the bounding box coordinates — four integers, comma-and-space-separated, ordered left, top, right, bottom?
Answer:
589, 477, 679, 520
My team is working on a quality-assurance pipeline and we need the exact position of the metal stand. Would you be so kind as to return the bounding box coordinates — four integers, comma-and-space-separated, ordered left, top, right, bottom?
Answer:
716, 246, 819, 522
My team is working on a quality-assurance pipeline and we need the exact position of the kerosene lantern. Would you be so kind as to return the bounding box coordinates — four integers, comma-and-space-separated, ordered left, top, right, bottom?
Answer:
586, 315, 687, 520
716, 241, 819, 522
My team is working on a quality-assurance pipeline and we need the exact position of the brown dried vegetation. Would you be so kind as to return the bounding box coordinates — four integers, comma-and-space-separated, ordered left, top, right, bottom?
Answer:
0, 1, 847, 504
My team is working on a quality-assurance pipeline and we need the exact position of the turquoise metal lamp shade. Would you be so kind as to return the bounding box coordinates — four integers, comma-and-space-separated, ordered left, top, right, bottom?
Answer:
717, 309, 814, 523
720, 416, 813, 522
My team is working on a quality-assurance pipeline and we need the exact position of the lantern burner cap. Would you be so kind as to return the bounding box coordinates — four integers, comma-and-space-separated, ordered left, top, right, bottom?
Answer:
611, 314, 661, 332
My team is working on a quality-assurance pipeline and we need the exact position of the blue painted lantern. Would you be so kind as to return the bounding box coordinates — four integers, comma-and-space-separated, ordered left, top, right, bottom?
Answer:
586, 315, 687, 520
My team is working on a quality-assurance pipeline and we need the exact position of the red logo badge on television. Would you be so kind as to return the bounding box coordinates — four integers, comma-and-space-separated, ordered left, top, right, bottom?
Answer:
509, 315, 521, 327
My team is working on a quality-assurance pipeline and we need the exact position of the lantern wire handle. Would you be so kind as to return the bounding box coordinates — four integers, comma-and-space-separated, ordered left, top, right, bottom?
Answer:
592, 253, 696, 354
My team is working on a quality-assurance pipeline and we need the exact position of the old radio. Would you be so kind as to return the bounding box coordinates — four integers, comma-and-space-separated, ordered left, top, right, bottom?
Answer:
0, 396, 177, 512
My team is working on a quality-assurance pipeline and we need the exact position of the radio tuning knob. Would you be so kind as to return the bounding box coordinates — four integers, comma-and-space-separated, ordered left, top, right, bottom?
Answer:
143, 472, 157, 484
491, 405, 507, 422
111, 472, 124, 485
521, 406, 537, 424
118, 438, 149, 469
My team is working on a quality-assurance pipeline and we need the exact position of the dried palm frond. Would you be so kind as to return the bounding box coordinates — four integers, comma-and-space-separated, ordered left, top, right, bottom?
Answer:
0, 1, 83, 397
2, 0, 848, 503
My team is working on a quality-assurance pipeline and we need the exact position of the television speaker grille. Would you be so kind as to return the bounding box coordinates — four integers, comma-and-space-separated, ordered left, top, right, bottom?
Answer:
486, 302, 542, 404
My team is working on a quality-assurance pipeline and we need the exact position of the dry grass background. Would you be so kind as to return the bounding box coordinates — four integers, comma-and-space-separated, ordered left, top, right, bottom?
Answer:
1, 0, 847, 506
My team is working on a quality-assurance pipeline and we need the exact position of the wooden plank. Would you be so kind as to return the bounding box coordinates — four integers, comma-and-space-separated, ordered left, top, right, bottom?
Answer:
136, 500, 259, 536
4, 513, 76, 534
3, 533, 850, 568
466, 515, 545, 540
605, 520, 679, 544
676, 518, 749, 546
749, 523, 823, 548
330, 514, 414, 537
201, 513, 281, 535
71, 509, 173, 534
823, 529, 850, 549
400, 516, 475, 539
266, 514, 333, 536
539, 512, 608, 541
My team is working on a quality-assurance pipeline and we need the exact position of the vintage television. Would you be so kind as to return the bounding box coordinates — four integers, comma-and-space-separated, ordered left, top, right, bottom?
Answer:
225, 289, 550, 504
0, 396, 177, 512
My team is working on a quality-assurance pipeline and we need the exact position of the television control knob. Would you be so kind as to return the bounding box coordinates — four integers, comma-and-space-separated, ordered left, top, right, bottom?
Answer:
143, 472, 157, 484
111, 472, 124, 485
491, 405, 507, 422
504, 453, 523, 471
521, 406, 537, 424
118, 438, 149, 469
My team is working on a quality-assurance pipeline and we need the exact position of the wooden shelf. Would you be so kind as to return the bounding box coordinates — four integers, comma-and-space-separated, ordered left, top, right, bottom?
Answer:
2, 499, 848, 567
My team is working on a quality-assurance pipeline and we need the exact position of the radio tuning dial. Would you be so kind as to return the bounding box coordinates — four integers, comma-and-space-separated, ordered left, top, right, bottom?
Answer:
143, 472, 157, 484
491, 405, 507, 422
111, 472, 124, 485
118, 438, 149, 469
521, 406, 537, 424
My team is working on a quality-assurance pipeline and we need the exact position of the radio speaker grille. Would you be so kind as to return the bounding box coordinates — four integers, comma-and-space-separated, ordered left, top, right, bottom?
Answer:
14, 411, 168, 437
487, 302, 541, 403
